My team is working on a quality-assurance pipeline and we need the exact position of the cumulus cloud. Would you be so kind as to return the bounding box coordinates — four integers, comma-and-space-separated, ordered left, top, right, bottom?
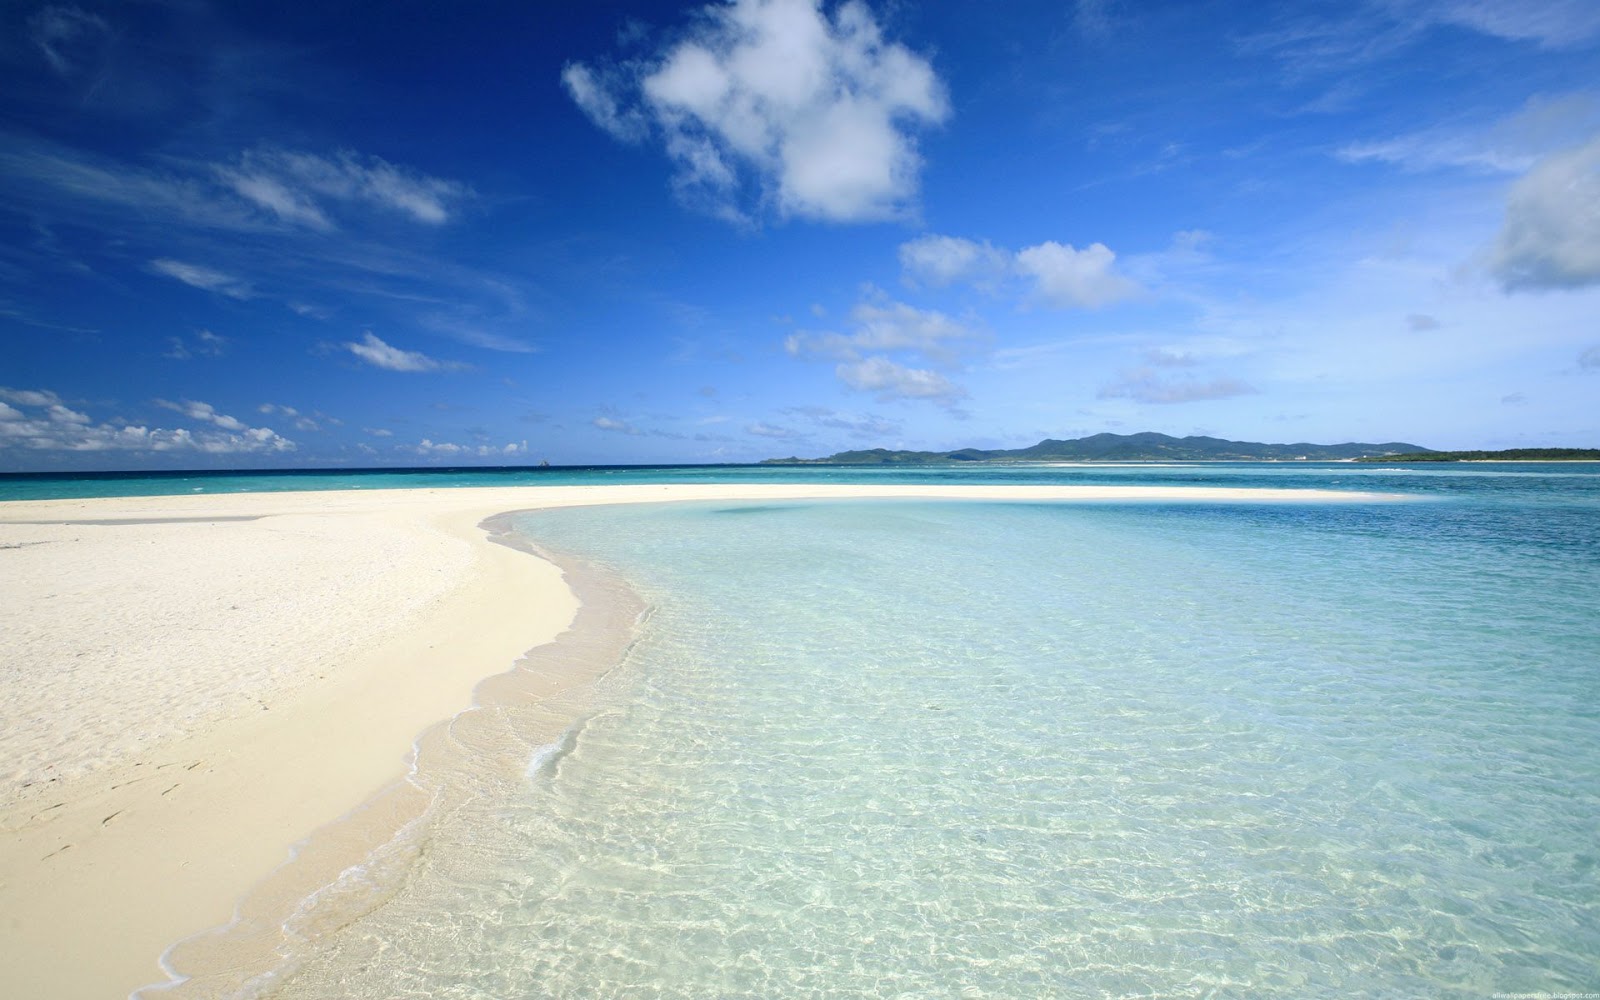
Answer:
784, 291, 984, 407
343, 332, 467, 373
416, 439, 528, 458
1098, 369, 1259, 404
217, 148, 471, 229
150, 259, 254, 299
0, 387, 64, 407
1491, 135, 1600, 290
836, 356, 966, 407
897, 233, 1142, 308
1015, 241, 1140, 308
564, 0, 948, 223
0, 388, 295, 454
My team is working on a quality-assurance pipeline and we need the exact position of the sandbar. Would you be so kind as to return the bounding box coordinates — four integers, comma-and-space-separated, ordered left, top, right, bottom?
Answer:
0, 482, 1389, 998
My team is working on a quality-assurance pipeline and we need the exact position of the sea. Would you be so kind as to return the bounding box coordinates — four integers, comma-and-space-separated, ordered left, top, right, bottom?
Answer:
9, 462, 1599, 997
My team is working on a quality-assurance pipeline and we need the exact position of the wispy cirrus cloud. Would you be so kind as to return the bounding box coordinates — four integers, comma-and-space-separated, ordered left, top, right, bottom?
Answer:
28, 5, 110, 76
781, 405, 901, 439
217, 148, 472, 230
1338, 93, 1600, 175
564, 0, 948, 223
1242, 0, 1600, 83
164, 329, 227, 360
150, 259, 254, 299
1097, 369, 1260, 404
342, 332, 469, 373
745, 421, 804, 440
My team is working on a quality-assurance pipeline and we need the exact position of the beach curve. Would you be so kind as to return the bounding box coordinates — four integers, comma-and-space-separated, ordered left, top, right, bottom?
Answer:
0, 482, 1393, 999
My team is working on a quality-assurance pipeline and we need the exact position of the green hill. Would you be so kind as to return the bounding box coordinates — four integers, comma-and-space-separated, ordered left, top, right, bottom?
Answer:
763, 432, 1432, 464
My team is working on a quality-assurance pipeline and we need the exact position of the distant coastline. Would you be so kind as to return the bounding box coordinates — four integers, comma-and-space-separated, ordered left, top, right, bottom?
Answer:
763, 431, 1432, 465
1352, 448, 1600, 463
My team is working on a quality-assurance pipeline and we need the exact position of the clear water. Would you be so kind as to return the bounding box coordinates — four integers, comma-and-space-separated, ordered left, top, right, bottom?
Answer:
254, 476, 1599, 999
6, 459, 1600, 503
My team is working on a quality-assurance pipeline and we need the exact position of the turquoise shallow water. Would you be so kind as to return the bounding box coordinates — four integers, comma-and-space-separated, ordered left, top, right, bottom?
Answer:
254, 476, 1599, 999
6, 459, 1600, 503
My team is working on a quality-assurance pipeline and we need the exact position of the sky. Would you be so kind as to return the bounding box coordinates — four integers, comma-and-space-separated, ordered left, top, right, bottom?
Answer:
2, 0, 1598, 471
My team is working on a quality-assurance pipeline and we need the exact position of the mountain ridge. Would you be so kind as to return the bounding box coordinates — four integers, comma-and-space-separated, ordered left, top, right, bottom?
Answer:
762, 432, 1431, 465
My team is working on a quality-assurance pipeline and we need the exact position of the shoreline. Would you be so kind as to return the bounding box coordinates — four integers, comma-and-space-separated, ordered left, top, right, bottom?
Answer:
0, 483, 1394, 998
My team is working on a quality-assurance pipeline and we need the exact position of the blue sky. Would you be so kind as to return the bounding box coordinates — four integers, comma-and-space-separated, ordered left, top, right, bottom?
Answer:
2, 0, 1597, 470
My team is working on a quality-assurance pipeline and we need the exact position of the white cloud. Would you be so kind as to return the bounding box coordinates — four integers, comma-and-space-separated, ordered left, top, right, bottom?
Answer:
416, 313, 538, 354
561, 63, 648, 142
0, 388, 295, 455
415, 439, 528, 458
746, 421, 803, 439
1339, 93, 1600, 175
218, 148, 470, 229
566, 0, 948, 223
155, 399, 247, 431
1491, 135, 1600, 290
836, 356, 966, 406
343, 332, 467, 373
1015, 241, 1140, 308
897, 233, 1143, 308
259, 403, 322, 431
0, 401, 23, 421
898, 234, 1010, 288
594, 415, 644, 435
0, 387, 64, 407
149, 259, 254, 299
1416, 0, 1600, 49
3, 140, 467, 238
787, 296, 983, 364
1098, 369, 1260, 404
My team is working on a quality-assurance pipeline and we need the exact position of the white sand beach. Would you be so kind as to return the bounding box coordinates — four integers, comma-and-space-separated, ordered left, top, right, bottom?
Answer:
0, 482, 1385, 999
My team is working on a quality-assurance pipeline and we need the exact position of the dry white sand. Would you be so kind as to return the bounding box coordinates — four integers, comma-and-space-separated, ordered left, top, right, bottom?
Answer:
0, 482, 1388, 998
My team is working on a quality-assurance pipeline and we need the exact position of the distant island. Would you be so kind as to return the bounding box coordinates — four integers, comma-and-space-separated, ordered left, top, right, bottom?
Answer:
1353, 448, 1600, 462
763, 432, 1432, 465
